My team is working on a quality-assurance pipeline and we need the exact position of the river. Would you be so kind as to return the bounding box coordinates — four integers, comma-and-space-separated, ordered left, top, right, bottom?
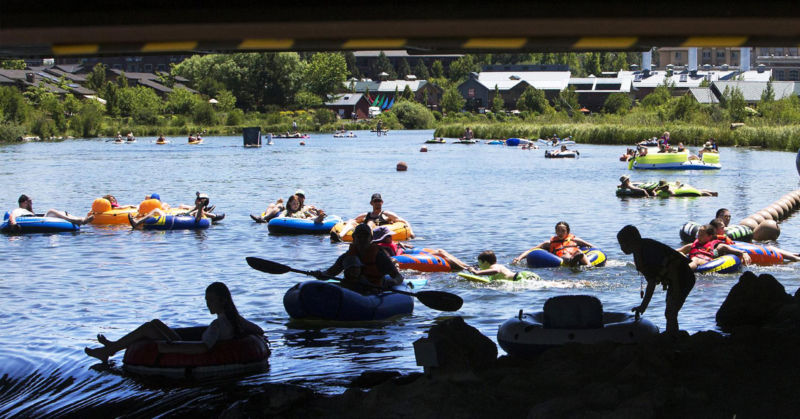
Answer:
2, 130, 799, 416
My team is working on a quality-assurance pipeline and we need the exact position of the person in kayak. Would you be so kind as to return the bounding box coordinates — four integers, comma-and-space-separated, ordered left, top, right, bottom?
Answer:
468, 250, 539, 281
331, 193, 415, 241
675, 224, 750, 270
84, 282, 264, 363
7, 194, 94, 230
315, 224, 404, 291
372, 226, 471, 270
512, 221, 596, 266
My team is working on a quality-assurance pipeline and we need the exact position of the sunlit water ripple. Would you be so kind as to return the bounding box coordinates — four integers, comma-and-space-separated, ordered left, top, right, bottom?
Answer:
2, 130, 799, 415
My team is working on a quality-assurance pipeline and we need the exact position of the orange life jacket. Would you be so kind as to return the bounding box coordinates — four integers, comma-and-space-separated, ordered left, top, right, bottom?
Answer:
689, 239, 719, 261
549, 234, 580, 258
716, 234, 734, 245
347, 243, 382, 286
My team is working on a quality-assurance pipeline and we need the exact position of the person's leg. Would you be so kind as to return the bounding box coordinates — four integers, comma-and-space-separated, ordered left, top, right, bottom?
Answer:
45, 209, 93, 225
769, 246, 800, 262
86, 319, 178, 362
430, 249, 470, 271
664, 271, 695, 334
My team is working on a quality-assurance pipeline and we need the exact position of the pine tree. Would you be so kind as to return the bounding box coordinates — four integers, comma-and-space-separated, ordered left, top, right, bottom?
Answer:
413, 59, 430, 79
397, 58, 411, 78
431, 60, 444, 78
376, 51, 397, 79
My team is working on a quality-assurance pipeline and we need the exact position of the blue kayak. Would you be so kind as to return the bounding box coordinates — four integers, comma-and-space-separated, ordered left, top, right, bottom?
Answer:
1, 212, 79, 234
283, 280, 414, 321
141, 214, 210, 230
267, 216, 341, 235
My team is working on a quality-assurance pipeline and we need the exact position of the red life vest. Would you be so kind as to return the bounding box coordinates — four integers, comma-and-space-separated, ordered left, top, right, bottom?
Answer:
716, 234, 734, 245
689, 239, 719, 261
347, 243, 382, 286
376, 241, 402, 257
549, 234, 580, 258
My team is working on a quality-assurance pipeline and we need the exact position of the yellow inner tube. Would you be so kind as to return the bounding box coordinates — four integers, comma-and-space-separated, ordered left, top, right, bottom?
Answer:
330, 221, 411, 242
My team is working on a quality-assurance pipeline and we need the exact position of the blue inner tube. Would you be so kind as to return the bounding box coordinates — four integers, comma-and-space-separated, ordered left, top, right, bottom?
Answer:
526, 247, 606, 268
283, 280, 414, 321
141, 215, 210, 230
696, 254, 741, 274
1, 212, 80, 234
267, 216, 341, 234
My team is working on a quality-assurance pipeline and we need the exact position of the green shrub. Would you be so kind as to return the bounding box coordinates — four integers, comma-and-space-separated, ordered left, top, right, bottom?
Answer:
392, 100, 435, 129
0, 122, 26, 142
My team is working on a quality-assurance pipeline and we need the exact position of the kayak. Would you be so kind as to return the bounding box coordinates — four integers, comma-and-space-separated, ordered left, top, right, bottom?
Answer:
283, 280, 414, 321
267, 216, 342, 235
525, 247, 607, 268
330, 221, 411, 242
497, 296, 659, 358
139, 214, 211, 230
123, 326, 270, 380
188, 139, 203, 145
1, 212, 79, 234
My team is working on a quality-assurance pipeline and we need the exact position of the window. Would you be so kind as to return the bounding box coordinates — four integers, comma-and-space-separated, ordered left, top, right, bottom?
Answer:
144, 64, 153, 72
790, 71, 799, 80
716, 51, 725, 59
675, 52, 682, 59
156, 64, 166, 72
126, 64, 137, 72
776, 70, 785, 80
702, 51, 711, 59
731, 52, 738, 61
468, 88, 475, 98
790, 48, 798, 56
112, 64, 122, 70
775, 48, 783, 56
760, 48, 769, 56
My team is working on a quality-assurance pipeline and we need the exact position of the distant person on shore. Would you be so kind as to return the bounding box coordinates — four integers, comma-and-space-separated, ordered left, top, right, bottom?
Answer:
617, 225, 694, 334
512, 221, 596, 266
468, 250, 539, 281
7, 194, 94, 230
85, 282, 264, 363
292, 120, 298, 133
331, 193, 415, 242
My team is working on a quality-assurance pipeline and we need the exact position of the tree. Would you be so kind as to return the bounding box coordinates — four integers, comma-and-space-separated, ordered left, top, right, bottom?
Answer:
441, 86, 465, 114
102, 83, 120, 116
215, 89, 237, 112
85, 63, 107, 92
431, 60, 444, 78
761, 81, 775, 103
582, 52, 602, 77
640, 83, 672, 108
392, 100, 435, 129
295, 90, 323, 109
397, 58, 411, 78
402, 85, 414, 101
375, 51, 396, 79
602, 93, 632, 114
344, 51, 360, 78
555, 86, 580, 113
304, 52, 348, 99
610, 53, 628, 71
165, 87, 201, 115
491, 84, 504, 113
116, 86, 163, 124
69, 100, 104, 137
724, 86, 747, 122
449, 55, 480, 82
516, 86, 550, 113
0, 59, 26, 70
0, 86, 30, 123
413, 59, 430, 80
668, 93, 699, 121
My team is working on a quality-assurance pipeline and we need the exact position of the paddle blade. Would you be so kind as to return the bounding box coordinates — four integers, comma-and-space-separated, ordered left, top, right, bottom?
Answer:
415, 291, 463, 312
246, 257, 292, 274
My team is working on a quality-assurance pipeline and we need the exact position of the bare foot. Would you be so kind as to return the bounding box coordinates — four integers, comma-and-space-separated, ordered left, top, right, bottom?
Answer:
85, 346, 110, 363
81, 214, 95, 225
97, 334, 111, 346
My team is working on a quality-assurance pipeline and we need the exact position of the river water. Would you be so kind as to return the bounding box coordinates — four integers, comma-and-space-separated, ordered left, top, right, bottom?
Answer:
2, 130, 800, 416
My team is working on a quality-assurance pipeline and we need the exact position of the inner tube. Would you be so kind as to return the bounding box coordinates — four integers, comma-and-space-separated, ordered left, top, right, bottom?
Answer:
283, 281, 414, 321
392, 248, 451, 272
656, 184, 701, 198
730, 242, 784, 265
267, 216, 342, 235
330, 221, 411, 242
544, 150, 578, 158
123, 326, 270, 380
679, 221, 753, 243
615, 181, 659, 197
140, 214, 211, 230
525, 247, 606, 268
696, 254, 741, 274
1, 212, 80, 234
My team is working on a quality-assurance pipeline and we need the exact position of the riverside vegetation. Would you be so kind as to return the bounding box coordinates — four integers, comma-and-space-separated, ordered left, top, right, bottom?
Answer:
1, 52, 799, 150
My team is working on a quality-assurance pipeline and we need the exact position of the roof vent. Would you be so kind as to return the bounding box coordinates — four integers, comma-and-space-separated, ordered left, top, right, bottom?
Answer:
721, 64, 729, 71
757, 64, 766, 73
405, 74, 417, 81
703, 64, 712, 71
509, 75, 520, 80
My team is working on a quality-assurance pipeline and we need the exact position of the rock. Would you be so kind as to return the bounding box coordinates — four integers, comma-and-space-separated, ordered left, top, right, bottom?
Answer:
413, 316, 497, 379
348, 371, 401, 388
716, 271, 793, 332
396, 161, 408, 171
753, 219, 780, 241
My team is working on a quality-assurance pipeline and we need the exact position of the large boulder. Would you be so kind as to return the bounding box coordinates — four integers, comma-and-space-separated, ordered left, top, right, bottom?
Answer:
413, 316, 497, 379
716, 271, 794, 333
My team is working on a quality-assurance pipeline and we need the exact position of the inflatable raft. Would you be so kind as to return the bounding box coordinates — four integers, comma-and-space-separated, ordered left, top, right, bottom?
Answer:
283, 281, 414, 321
544, 150, 578, 158
330, 221, 411, 242
615, 181, 660, 197
140, 214, 211, 230
628, 150, 721, 170
425, 138, 446, 144
497, 296, 659, 357
1, 212, 79, 234
457, 271, 540, 283
505, 138, 533, 147
393, 248, 452, 272
525, 247, 607, 268
679, 221, 753, 243
123, 326, 270, 380
696, 254, 741, 274
267, 216, 342, 235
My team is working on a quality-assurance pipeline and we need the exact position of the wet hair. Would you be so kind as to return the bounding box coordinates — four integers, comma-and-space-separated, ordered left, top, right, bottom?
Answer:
698, 224, 716, 237
477, 250, 497, 265
715, 208, 730, 218
617, 225, 641, 243
102, 194, 117, 204
709, 218, 726, 231
18, 194, 30, 205
555, 221, 570, 233
206, 282, 244, 337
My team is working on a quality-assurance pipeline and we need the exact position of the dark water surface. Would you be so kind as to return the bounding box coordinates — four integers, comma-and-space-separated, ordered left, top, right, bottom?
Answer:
2, 130, 800, 416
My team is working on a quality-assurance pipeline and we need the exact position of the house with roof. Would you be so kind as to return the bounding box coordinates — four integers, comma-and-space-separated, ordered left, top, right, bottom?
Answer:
109, 69, 197, 97
711, 81, 798, 104
344, 76, 443, 109
324, 93, 372, 120
0, 68, 93, 97
456, 67, 571, 110
567, 76, 632, 111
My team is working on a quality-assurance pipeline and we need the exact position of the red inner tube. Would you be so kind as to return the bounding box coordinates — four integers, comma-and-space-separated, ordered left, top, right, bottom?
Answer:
123, 332, 270, 368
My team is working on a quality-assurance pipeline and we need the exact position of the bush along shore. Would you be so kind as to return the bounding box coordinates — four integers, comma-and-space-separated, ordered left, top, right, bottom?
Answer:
435, 123, 800, 151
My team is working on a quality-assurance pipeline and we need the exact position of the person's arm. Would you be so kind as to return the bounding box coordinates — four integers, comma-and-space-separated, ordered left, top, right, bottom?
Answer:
716, 244, 752, 265
573, 236, 596, 249
320, 254, 346, 278
468, 266, 499, 275
239, 318, 264, 336
675, 243, 692, 256
376, 251, 403, 285
512, 241, 549, 264
633, 279, 657, 315
384, 211, 415, 238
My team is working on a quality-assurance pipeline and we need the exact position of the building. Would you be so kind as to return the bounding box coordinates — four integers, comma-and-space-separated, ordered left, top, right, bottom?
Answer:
567, 76, 632, 112
110, 69, 197, 97
56, 55, 190, 74
657, 47, 746, 69
344, 76, 444, 109
324, 93, 371, 120
710, 81, 799, 104
755, 47, 800, 81
0, 68, 95, 97
457, 67, 571, 110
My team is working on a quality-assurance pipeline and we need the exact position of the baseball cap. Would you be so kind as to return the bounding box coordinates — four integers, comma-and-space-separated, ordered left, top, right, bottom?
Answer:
619, 175, 629, 183
149, 193, 161, 201
370, 193, 382, 202
196, 192, 209, 200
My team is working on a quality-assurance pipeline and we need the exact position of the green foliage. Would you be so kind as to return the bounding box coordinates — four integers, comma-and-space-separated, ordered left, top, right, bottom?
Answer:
215, 89, 236, 112
165, 87, 201, 115
226, 108, 244, 126
192, 101, 216, 125
0, 122, 26, 141
402, 85, 414, 101
375, 51, 396, 78
392, 100, 435, 129
117, 86, 163, 124
31, 113, 55, 139
69, 100, 104, 137
414, 59, 430, 79
666, 94, 698, 121
397, 58, 411, 78
63, 95, 81, 115
722, 86, 747, 122
640, 84, 672, 108
344, 51, 360, 78
491, 85, 504, 113
0, 86, 30, 123
554, 86, 580, 113
312, 109, 336, 126
761, 81, 775, 103
431, 60, 444, 78
759, 96, 800, 124
295, 91, 323, 109
304, 52, 348, 98
102, 83, 120, 117
516, 86, 550, 114
699, 78, 710, 87
582, 53, 602, 76
448, 55, 480, 82
441, 86, 465, 114
602, 93, 632, 115
84, 63, 107, 92
0, 60, 26, 70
